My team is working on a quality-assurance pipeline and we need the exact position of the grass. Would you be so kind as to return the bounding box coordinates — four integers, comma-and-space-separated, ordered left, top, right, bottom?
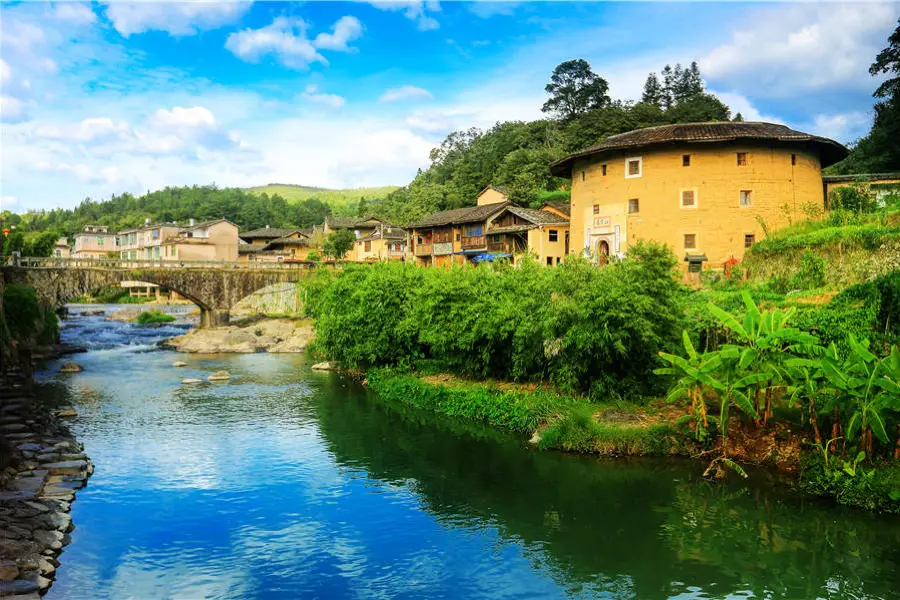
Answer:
366, 369, 681, 456
135, 310, 176, 325
246, 184, 400, 215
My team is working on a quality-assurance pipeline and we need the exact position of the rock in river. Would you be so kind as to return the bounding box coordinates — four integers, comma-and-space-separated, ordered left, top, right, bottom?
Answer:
58, 363, 83, 373
172, 361, 187, 367
311, 361, 337, 371
182, 379, 203, 385
55, 409, 77, 418
207, 371, 230, 382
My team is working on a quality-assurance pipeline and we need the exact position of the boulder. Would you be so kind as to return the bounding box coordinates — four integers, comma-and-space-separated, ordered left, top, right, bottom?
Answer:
0, 559, 18, 581
32, 529, 63, 551
172, 361, 187, 367
181, 379, 203, 385
41, 461, 86, 476
311, 361, 337, 371
58, 362, 83, 373
207, 371, 230, 382
56, 409, 77, 418
0, 579, 38, 595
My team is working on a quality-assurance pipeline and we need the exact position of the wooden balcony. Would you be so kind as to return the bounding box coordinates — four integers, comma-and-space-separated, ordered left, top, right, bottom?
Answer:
487, 241, 512, 253
461, 235, 486, 250
414, 244, 433, 257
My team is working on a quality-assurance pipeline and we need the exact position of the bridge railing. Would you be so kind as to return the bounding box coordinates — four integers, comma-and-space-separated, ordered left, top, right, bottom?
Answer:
3, 256, 320, 270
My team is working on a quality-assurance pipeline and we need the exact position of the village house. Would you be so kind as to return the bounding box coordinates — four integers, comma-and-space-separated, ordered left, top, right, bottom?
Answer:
54, 237, 71, 258
324, 216, 401, 261
72, 225, 117, 259
485, 205, 569, 266
353, 226, 407, 262
117, 221, 182, 260
161, 219, 239, 262
117, 219, 239, 261
823, 173, 900, 207
550, 121, 849, 270
407, 186, 570, 266
238, 226, 312, 262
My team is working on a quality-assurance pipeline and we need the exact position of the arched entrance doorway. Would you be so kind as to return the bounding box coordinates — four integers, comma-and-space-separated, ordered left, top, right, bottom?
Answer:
595, 239, 610, 265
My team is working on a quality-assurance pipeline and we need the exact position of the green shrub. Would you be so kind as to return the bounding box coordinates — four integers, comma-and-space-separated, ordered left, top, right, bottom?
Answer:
800, 456, 900, 513
792, 250, 827, 290
306, 242, 685, 398
135, 310, 176, 325
1, 283, 58, 346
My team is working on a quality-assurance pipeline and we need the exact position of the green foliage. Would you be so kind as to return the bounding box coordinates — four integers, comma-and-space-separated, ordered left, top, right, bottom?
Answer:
828, 181, 877, 214
542, 59, 611, 120
828, 19, 900, 173
800, 456, 900, 513
1, 283, 57, 346
306, 243, 684, 399
306, 248, 321, 263
322, 229, 356, 259
792, 251, 827, 290
747, 216, 900, 256
246, 184, 398, 217
135, 310, 176, 325
833, 271, 900, 337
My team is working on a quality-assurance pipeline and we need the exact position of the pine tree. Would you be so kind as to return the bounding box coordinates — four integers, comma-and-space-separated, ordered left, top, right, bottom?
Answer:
641, 73, 664, 106
660, 65, 675, 109
733, 112, 744, 122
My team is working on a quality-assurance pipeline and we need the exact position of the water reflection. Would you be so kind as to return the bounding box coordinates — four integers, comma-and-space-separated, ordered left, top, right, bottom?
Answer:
33, 313, 900, 600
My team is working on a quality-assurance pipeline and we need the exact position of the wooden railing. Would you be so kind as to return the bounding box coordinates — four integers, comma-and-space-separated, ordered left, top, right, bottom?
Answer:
461, 236, 486, 250
3, 256, 314, 270
487, 241, 512, 253
414, 244, 433, 257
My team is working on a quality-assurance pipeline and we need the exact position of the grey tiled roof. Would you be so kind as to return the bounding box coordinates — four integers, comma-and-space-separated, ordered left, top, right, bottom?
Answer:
240, 227, 301, 240
407, 202, 510, 229
550, 121, 849, 176
504, 206, 569, 225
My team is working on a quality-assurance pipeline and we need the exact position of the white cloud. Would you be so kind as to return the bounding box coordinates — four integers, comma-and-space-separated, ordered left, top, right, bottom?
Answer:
0, 60, 33, 123
700, 3, 897, 98
1, 196, 19, 210
379, 85, 434, 103
36, 117, 132, 144
104, 1, 250, 37
226, 17, 327, 70
299, 85, 346, 108
808, 112, 872, 144
369, 1, 441, 31
709, 91, 782, 124
467, 1, 522, 19
51, 3, 97, 27
313, 16, 364, 52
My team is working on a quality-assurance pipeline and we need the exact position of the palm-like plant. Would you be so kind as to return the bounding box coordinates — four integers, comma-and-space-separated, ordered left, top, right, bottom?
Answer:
820, 336, 900, 455
706, 292, 819, 426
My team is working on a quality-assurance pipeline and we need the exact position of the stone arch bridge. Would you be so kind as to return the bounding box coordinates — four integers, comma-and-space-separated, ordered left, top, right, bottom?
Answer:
1, 258, 313, 327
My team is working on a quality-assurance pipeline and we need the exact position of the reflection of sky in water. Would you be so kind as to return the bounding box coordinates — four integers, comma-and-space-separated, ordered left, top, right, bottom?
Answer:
35, 312, 900, 600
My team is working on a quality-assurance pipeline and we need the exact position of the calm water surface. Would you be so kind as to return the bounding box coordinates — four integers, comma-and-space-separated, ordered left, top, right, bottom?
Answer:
32, 307, 900, 599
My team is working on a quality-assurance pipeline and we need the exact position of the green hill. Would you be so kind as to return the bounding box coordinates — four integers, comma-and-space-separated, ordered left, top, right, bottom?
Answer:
247, 184, 400, 216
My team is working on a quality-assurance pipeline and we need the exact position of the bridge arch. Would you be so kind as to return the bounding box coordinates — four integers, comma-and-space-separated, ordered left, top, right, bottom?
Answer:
1, 260, 312, 328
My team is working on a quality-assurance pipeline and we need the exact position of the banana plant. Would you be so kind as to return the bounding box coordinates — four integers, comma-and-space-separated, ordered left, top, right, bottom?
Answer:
706, 291, 819, 425
820, 336, 900, 456
656, 331, 719, 442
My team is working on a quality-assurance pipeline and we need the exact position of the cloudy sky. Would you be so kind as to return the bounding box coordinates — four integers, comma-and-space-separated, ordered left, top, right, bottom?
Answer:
1, 1, 897, 212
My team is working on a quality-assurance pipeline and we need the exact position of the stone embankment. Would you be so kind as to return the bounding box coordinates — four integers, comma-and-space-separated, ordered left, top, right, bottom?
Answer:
162, 318, 314, 353
0, 379, 93, 598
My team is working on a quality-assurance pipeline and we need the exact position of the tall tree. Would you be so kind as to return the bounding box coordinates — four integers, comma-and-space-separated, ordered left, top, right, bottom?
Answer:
674, 61, 704, 103
542, 59, 610, 120
641, 73, 664, 106
831, 19, 900, 173
660, 64, 675, 109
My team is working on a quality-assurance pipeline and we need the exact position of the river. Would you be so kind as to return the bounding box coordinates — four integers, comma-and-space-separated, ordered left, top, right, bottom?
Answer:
29, 307, 900, 599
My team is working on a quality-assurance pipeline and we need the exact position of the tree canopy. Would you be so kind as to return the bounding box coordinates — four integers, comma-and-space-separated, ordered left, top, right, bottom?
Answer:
541, 59, 611, 120
829, 19, 900, 174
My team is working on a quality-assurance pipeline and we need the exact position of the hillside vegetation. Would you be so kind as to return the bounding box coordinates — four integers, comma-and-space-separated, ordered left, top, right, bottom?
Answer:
246, 184, 399, 215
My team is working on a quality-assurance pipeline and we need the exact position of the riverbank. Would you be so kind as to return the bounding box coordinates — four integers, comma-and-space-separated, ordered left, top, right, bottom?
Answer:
161, 317, 314, 353
0, 374, 93, 597
365, 369, 900, 513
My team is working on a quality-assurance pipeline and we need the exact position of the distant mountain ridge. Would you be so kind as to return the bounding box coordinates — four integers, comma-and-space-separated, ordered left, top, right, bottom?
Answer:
246, 183, 401, 216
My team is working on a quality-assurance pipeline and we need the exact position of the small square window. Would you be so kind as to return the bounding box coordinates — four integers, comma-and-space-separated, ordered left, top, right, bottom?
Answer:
581, 171, 585, 182
601, 164, 607, 176
546, 257, 553, 266
740, 190, 753, 207
626, 158, 642, 178
549, 230, 558, 242
455, 233, 461, 242
364, 241, 372, 251
593, 204, 600, 215
736, 152, 748, 166
682, 154, 691, 167
791, 154, 797, 166
744, 234, 756, 248
628, 199, 639, 214
684, 234, 697, 249
681, 190, 696, 208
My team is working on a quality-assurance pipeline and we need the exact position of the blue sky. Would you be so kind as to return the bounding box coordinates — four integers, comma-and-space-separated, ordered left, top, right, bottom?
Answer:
1, 1, 898, 212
